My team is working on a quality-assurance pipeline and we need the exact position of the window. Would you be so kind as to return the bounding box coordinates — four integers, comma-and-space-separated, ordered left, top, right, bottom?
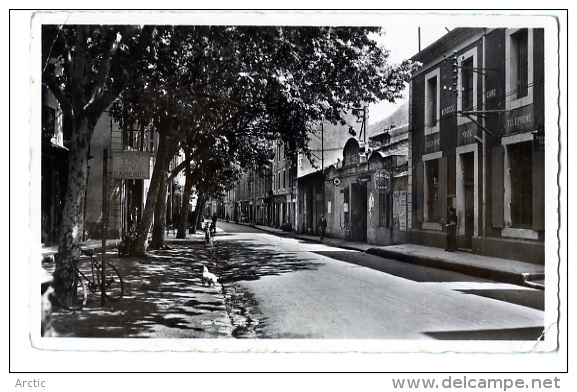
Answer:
42, 105, 56, 142
512, 29, 529, 99
426, 76, 438, 128
461, 57, 474, 111
283, 169, 286, 189
506, 28, 533, 110
425, 160, 439, 222
508, 141, 533, 228
277, 143, 281, 162
379, 192, 391, 227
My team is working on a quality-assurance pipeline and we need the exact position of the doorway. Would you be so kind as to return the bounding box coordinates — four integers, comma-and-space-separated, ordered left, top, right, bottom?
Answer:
350, 183, 367, 242
461, 152, 475, 249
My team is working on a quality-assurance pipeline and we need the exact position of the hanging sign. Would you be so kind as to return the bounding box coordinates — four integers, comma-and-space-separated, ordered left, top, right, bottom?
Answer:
111, 151, 151, 179
374, 169, 391, 194
533, 128, 545, 152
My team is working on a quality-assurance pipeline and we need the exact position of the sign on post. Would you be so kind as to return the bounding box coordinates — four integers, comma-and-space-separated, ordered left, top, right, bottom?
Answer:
110, 151, 151, 179
374, 169, 391, 194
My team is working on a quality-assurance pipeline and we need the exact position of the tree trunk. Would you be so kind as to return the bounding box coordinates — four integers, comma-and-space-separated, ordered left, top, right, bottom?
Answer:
177, 161, 194, 239
53, 115, 96, 307
194, 194, 206, 230
149, 176, 169, 249
130, 131, 176, 255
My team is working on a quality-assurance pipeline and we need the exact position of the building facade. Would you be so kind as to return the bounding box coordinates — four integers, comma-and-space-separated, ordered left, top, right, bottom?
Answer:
407, 27, 545, 263
42, 85, 159, 243
84, 109, 157, 239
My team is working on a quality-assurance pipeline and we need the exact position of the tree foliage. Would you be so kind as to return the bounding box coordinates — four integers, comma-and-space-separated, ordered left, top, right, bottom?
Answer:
43, 23, 420, 260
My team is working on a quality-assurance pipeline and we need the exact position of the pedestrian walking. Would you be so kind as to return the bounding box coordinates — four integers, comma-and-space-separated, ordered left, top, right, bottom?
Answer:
318, 214, 327, 240
445, 207, 458, 252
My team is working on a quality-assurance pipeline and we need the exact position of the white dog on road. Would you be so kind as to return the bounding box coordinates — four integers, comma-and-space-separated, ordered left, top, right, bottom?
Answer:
201, 266, 218, 287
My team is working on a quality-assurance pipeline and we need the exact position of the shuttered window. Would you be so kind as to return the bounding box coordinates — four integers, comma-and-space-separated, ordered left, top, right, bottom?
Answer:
509, 141, 533, 228
426, 77, 438, 128
462, 57, 474, 111
425, 160, 439, 222
415, 162, 424, 223
379, 192, 391, 227
491, 146, 505, 228
513, 29, 529, 99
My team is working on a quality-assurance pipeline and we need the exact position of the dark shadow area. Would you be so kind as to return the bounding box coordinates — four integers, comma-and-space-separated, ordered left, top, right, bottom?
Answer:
314, 250, 490, 284
456, 289, 544, 311
186, 241, 324, 284
424, 326, 545, 341
51, 239, 321, 338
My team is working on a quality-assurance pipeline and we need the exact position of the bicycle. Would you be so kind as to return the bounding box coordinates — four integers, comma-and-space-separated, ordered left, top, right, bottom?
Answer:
53, 246, 124, 312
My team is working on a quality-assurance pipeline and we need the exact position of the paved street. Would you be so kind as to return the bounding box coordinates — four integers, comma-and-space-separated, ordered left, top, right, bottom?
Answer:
46, 222, 544, 342
216, 222, 544, 340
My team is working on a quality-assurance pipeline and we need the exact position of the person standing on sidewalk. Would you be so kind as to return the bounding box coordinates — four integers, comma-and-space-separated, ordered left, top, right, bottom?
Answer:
318, 214, 328, 241
211, 213, 218, 234
445, 207, 458, 252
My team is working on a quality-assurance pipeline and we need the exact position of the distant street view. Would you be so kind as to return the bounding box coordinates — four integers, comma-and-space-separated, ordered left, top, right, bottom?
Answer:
36, 13, 555, 350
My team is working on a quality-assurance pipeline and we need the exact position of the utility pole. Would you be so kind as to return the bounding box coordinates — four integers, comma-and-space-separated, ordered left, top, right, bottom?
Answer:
321, 123, 324, 216
101, 149, 108, 306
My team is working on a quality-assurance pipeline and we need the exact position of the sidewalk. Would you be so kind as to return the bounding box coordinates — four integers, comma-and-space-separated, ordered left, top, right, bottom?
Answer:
242, 222, 545, 290
40, 234, 235, 339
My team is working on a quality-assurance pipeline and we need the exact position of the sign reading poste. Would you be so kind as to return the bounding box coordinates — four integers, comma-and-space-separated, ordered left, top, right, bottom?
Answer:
111, 151, 151, 179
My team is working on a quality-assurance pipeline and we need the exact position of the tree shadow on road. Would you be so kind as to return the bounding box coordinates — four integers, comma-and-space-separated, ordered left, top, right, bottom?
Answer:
49, 240, 322, 339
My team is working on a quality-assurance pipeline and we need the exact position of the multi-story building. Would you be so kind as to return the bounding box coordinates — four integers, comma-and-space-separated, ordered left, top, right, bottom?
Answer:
407, 27, 545, 263
271, 141, 297, 229
220, 164, 273, 225
294, 113, 361, 235
311, 105, 409, 245
84, 108, 157, 239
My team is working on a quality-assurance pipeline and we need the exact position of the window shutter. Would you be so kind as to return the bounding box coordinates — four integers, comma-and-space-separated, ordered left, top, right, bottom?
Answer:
492, 146, 505, 228
415, 162, 424, 223
438, 157, 447, 224
532, 149, 545, 230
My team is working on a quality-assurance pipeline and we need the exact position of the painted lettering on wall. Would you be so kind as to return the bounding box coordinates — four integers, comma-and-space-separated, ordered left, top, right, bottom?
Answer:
424, 133, 441, 154
507, 114, 532, 128
442, 105, 455, 116
505, 105, 534, 133
486, 89, 496, 99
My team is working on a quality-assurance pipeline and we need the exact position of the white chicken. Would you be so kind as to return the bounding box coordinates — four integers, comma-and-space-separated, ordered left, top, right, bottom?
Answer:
201, 266, 218, 287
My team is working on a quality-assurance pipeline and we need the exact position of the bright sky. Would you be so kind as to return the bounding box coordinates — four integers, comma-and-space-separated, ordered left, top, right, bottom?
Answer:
369, 23, 449, 124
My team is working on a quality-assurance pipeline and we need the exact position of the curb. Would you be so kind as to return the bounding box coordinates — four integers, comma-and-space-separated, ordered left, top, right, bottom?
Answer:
365, 247, 542, 289
209, 222, 545, 290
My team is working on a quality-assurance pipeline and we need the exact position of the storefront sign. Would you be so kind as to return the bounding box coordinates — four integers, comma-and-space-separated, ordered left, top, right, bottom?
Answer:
374, 169, 391, 194
505, 104, 534, 133
111, 151, 151, 179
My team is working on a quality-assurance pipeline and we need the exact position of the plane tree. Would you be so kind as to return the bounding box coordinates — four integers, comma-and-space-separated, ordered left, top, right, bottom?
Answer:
42, 22, 420, 307
41, 24, 154, 305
